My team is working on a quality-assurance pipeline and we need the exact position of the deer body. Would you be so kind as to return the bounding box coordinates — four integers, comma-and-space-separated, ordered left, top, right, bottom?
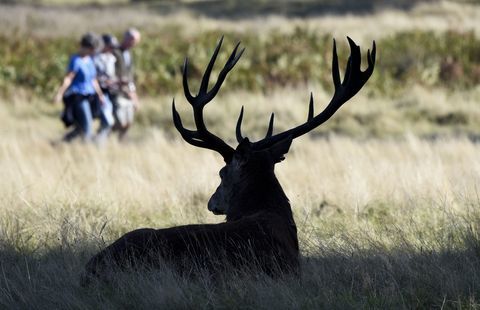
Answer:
85, 140, 299, 280
84, 37, 375, 282
86, 212, 299, 278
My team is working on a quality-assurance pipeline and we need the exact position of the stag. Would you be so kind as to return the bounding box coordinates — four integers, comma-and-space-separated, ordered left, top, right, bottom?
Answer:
83, 37, 375, 282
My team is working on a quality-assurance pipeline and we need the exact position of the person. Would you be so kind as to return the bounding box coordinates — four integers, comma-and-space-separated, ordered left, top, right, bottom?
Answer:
54, 32, 105, 143
92, 34, 118, 144
111, 28, 141, 141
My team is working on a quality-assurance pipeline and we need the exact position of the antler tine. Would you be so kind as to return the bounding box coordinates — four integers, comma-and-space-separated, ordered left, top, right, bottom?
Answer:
251, 37, 376, 150
198, 36, 224, 96
182, 58, 195, 104
265, 113, 275, 138
331, 39, 341, 89
366, 41, 376, 77
172, 99, 205, 148
307, 93, 314, 121
207, 42, 245, 101
236, 107, 276, 141
236, 106, 244, 143
183, 37, 244, 107
345, 37, 361, 84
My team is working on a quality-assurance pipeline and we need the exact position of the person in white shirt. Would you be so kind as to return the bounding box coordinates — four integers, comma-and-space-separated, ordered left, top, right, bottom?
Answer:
93, 34, 118, 143
111, 28, 141, 141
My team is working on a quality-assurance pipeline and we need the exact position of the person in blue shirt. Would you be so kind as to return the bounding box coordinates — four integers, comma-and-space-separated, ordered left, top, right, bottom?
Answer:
54, 32, 106, 143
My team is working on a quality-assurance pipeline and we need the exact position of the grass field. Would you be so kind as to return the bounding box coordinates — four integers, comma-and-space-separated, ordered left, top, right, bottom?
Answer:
2, 88, 480, 308
1, 1, 480, 308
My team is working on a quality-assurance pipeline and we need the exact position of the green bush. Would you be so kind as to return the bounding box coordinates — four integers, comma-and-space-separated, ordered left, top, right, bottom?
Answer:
1, 29, 479, 99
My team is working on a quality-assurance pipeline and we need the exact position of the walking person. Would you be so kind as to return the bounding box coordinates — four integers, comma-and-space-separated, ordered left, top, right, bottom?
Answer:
93, 34, 118, 144
111, 28, 141, 141
54, 32, 105, 143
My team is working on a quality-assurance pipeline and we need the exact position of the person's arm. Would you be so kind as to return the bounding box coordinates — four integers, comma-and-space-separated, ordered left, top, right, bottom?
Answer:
93, 79, 105, 105
127, 82, 139, 109
54, 72, 75, 104
129, 90, 139, 109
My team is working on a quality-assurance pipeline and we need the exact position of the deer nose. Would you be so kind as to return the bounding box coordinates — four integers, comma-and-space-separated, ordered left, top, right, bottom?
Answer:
208, 197, 224, 215
207, 201, 219, 214
207, 199, 215, 211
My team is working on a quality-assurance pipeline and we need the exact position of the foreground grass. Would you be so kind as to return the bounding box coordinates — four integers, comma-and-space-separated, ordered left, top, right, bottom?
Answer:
1, 89, 480, 308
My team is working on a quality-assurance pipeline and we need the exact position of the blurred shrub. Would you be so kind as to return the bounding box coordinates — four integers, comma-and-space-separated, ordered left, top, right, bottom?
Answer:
1, 28, 479, 99
371, 30, 480, 94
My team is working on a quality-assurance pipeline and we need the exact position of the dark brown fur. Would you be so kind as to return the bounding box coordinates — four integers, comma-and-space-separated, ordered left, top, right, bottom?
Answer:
85, 212, 299, 278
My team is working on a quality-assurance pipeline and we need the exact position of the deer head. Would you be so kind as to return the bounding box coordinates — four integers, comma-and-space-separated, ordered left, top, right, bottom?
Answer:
172, 37, 376, 221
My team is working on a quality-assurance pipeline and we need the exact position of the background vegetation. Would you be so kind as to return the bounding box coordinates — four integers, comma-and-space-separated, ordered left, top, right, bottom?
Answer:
1, 0, 480, 308
2, 28, 480, 98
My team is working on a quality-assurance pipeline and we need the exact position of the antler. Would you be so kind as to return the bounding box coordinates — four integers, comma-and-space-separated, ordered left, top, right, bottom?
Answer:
236, 37, 376, 149
172, 37, 245, 162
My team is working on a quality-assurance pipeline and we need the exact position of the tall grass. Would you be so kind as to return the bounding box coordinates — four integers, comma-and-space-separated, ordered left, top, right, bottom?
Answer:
1, 88, 480, 308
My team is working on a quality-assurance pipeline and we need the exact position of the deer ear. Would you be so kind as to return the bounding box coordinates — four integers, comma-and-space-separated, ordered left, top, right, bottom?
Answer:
268, 136, 292, 163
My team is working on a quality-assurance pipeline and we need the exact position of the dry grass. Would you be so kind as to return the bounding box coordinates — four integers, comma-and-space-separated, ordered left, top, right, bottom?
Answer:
1, 87, 480, 308
1, 1, 480, 44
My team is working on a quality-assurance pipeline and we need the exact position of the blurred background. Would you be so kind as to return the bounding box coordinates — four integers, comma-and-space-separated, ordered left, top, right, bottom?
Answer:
1, 1, 480, 308
1, 0, 480, 139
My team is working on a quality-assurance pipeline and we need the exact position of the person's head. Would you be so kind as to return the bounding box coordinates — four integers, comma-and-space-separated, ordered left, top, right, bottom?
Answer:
80, 32, 100, 56
120, 28, 141, 50
101, 34, 119, 52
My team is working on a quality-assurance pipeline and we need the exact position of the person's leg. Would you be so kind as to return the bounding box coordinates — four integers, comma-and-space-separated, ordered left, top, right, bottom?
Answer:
61, 95, 84, 143
117, 101, 135, 142
100, 94, 115, 129
118, 124, 130, 141
110, 94, 121, 132
62, 127, 82, 142
74, 97, 93, 142
96, 94, 114, 144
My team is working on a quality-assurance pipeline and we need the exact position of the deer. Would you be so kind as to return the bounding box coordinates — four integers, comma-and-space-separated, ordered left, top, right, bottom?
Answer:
82, 37, 376, 283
